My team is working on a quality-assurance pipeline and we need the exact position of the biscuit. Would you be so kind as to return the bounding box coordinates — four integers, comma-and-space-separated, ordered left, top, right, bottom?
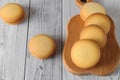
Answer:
0, 3, 25, 24
85, 13, 110, 34
80, 2, 106, 21
28, 34, 56, 59
80, 25, 107, 48
71, 40, 100, 69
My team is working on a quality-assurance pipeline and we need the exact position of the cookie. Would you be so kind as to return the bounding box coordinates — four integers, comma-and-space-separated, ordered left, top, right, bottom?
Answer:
80, 25, 107, 48
0, 3, 25, 24
85, 13, 110, 34
71, 40, 100, 69
28, 34, 56, 59
80, 2, 106, 21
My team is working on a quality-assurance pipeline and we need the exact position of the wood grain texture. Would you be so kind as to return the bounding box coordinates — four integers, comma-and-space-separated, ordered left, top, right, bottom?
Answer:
63, 0, 120, 80
0, 0, 29, 80
24, 0, 62, 80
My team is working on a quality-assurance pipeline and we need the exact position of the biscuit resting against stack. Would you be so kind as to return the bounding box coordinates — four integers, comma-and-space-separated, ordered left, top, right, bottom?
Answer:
0, 3, 25, 24
71, 2, 111, 69
80, 25, 107, 48
80, 2, 106, 21
28, 34, 56, 59
85, 13, 110, 34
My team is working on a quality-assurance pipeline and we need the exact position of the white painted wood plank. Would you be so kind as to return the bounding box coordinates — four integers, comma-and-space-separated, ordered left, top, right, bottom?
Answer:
0, 0, 29, 80
25, 0, 62, 80
62, 0, 79, 41
63, 0, 120, 80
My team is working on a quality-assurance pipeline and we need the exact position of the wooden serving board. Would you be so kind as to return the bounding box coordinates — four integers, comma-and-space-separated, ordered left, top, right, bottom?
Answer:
63, 14, 120, 75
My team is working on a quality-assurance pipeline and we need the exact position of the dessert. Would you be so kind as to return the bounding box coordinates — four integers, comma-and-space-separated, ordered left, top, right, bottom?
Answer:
71, 40, 100, 69
80, 25, 107, 48
28, 34, 56, 59
0, 3, 25, 24
85, 13, 110, 34
80, 2, 106, 21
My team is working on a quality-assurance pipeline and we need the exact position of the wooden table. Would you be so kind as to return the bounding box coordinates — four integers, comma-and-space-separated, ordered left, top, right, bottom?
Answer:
0, 0, 120, 80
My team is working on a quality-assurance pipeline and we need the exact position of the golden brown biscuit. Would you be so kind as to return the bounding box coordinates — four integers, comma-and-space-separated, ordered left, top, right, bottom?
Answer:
71, 40, 100, 69
85, 13, 110, 34
80, 25, 107, 48
80, 2, 106, 21
0, 3, 25, 24
28, 34, 56, 59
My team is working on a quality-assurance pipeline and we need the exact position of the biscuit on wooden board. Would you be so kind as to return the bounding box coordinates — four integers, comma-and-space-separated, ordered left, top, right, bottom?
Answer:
80, 2, 106, 21
80, 25, 107, 48
85, 13, 110, 34
71, 40, 101, 69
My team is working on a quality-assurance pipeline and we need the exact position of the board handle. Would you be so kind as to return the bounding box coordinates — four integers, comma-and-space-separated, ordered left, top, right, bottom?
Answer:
76, 0, 93, 7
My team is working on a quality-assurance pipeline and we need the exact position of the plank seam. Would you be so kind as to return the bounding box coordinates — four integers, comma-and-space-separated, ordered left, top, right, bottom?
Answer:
23, 0, 31, 80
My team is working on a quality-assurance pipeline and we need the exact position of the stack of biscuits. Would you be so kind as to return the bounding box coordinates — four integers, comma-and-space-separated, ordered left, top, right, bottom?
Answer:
71, 2, 111, 69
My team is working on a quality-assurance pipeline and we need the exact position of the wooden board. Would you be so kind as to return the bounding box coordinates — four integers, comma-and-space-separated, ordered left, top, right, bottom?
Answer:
63, 14, 120, 75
